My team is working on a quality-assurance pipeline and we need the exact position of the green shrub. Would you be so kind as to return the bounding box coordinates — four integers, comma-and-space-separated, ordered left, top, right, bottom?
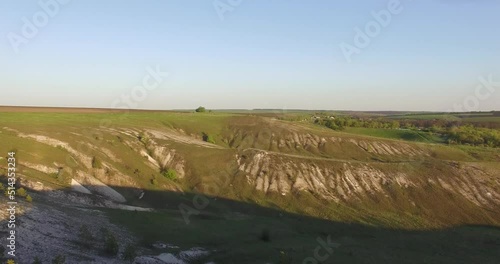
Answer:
79, 225, 94, 249
161, 169, 177, 180
202, 132, 216, 144
195, 106, 206, 113
104, 232, 119, 256
325, 120, 343, 131
52, 255, 66, 264
91, 156, 102, 169
259, 228, 271, 242
278, 251, 292, 264
17, 187, 27, 197
33, 257, 42, 264
151, 178, 158, 185
123, 244, 137, 261
26, 195, 33, 203
137, 132, 149, 144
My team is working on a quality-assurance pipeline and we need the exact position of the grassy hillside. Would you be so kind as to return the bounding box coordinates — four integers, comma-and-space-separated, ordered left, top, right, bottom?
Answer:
0, 108, 499, 263
343, 127, 445, 143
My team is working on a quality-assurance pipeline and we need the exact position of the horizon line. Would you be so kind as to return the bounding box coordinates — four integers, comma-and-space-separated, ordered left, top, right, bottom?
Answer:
0, 105, 498, 114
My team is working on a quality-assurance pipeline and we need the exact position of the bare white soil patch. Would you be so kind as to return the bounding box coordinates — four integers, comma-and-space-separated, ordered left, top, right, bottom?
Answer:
0, 197, 135, 263
6, 127, 93, 168
20, 162, 59, 174
71, 178, 92, 194
76, 171, 127, 203
134, 247, 210, 264
147, 129, 222, 149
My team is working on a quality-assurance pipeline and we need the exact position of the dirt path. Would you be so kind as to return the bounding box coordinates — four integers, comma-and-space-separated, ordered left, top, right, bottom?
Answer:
147, 129, 224, 149
242, 148, 420, 164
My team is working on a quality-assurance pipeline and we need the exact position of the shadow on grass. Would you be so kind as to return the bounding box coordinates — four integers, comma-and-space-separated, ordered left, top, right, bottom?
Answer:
2, 183, 500, 264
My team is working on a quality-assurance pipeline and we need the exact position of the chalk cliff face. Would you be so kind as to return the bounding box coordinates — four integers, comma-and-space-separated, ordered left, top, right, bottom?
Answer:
222, 119, 429, 160
236, 150, 500, 208
216, 120, 500, 227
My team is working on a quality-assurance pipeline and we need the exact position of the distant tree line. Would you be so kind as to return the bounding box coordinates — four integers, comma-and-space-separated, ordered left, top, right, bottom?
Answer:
313, 116, 404, 130
446, 125, 500, 147
312, 115, 500, 148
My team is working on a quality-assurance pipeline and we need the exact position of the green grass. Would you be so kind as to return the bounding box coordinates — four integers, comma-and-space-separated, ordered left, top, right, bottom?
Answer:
106, 207, 337, 263
106, 197, 500, 263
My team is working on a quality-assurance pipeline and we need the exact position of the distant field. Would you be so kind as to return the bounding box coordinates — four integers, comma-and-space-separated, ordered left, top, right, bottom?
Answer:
386, 114, 462, 121
0, 105, 155, 113
343, 127, 445, 143
460, 116, 500, 123
387, 112, 500, 123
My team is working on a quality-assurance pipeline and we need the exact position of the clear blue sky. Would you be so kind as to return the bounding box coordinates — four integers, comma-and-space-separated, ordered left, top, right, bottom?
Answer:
1, 0, 499, 111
